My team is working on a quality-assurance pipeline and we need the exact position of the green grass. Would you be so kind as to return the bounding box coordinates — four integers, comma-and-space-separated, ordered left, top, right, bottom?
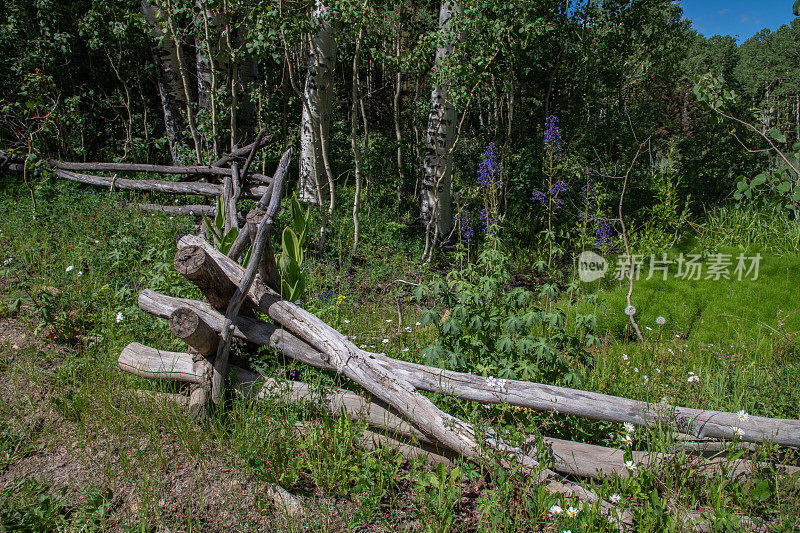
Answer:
0, 178, 799, 531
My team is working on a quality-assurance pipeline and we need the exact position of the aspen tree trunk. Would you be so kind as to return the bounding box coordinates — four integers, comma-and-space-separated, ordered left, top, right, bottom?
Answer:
351, 27, 365, 254
394, 40, 406, 205
299, 0, 337, 207
141, 0, 187, 165
420, 0, 460, 250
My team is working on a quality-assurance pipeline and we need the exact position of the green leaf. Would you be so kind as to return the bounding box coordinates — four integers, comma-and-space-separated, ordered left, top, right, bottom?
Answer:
768, 128, 786, 143
752, 173, 767, 186
214, 196, 224, 232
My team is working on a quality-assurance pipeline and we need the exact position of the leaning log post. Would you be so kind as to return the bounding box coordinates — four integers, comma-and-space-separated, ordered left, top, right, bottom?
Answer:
173, 245, 237, 309
223, 159, 240, 233
210, 150, 290, 404
246, 207, 280, 291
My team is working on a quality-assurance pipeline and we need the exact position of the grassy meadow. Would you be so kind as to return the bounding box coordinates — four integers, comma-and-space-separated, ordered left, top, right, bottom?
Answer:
0, 179, 799, 532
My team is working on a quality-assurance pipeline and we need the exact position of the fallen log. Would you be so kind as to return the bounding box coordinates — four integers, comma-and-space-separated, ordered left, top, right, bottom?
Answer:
54, 169, 269, 198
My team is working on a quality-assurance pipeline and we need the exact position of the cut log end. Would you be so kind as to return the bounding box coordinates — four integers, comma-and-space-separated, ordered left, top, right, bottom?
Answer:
169, 307, 220, 357
173, 245, 236, 309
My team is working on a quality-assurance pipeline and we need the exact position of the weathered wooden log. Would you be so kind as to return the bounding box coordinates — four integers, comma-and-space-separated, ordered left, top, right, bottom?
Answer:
246, 207, 280, 291
55, 161, 236, 177
174, 237, 613, 516
54, 169, 269, 198
188, 349, 213, 420
173, 246, 237, 309
138, 203, 216, 216
223, 160, 239, 233
118, 342, 205, 384
138, 291, 322, 368
169, 307, 220, 357
119, 340, 799, 486
212, 135, 273, 167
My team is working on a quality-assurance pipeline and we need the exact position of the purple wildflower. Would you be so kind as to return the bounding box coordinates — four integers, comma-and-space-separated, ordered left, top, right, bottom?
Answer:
455, 207, 473, 244
551, 180, 567, 195
532, 190, 547, 204
478, 143, 502, 190
479, 207, 499, 235
595, 218, 614, 246
544, 116, 562, 152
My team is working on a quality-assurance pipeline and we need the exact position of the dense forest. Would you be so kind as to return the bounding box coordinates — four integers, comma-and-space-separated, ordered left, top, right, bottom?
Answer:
1, 0, 798, 254
1, 1, 800, 531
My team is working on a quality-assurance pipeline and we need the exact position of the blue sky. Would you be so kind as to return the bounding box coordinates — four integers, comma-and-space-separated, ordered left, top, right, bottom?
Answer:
678, 0, 796, 42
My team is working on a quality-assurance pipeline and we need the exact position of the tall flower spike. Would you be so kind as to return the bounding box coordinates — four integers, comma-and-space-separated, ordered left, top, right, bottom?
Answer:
544, 115, 562, 152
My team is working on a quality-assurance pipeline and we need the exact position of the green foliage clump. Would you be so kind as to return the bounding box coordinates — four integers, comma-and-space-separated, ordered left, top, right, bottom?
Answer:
417, 236, 595, 387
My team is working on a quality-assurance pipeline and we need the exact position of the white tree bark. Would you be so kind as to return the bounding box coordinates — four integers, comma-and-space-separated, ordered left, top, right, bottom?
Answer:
141, 0, 187, 165
298, 0, 337, 206
420, 0, 460, 243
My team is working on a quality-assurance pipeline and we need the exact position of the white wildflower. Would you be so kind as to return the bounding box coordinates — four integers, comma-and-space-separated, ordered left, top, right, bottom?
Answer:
415, 321, 421, 326
401, 347, 409, 352
382, 338, 389, 344
385, 319, 392, 323
343, 319, 350, 324
548, 504, 563, 517
622, 354, 628, 361
633, 367, 639, 373
737, 410, 750, 422
645, 326, 652, 331
623, 422, 635, 433
566, 506, 580, 518
732, 426, 744, 437
622, 434, 632, 446
687, 374, 700, 383
625, 460, 637, 471
65, 265, 74, 272
609, 493, 621, 504
3, 258, 12, 265
116, 312, 124, 323
77, 271, 82, 277
360, 345, 367, 349
405, 326, 412, 332
656, 316, 666, 325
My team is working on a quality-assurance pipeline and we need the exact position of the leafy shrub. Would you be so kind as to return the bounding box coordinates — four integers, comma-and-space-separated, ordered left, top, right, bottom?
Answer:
416, 236, 595, 387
